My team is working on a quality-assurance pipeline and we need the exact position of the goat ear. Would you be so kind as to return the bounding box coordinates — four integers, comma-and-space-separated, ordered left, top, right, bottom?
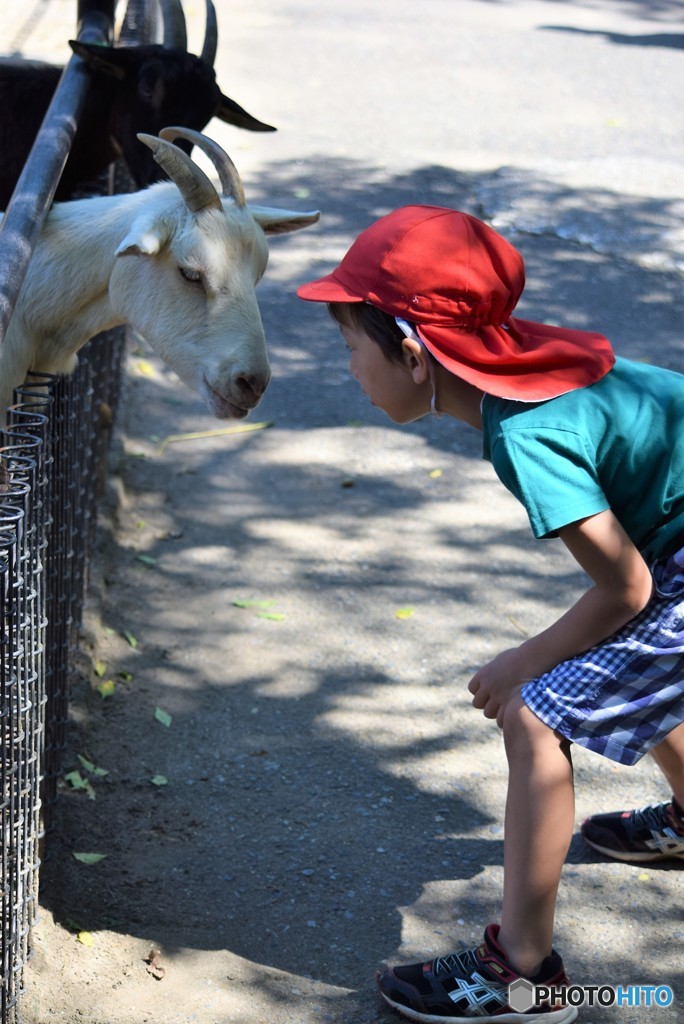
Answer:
69, 41, 127, 80
249, 206, 320, 236
115, 228, 164, 258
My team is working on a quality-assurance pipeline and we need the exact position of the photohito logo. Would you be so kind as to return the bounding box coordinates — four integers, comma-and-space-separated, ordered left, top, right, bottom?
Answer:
508, 978, 674, 1012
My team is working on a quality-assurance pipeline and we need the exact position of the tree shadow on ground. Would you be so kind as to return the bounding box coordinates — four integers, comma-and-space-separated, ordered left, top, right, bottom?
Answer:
541, 25, 684, 50
37, 153, 684, 1019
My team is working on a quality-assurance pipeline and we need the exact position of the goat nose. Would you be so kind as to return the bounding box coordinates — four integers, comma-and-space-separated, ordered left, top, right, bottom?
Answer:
235, 372, 268, 405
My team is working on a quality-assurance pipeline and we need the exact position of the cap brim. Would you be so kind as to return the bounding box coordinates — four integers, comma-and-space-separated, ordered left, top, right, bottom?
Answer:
417, 318, 615, 401
296, 272, 365, 303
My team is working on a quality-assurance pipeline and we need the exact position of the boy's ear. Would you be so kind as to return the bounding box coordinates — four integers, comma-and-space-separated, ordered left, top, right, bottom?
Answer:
401, 336, 431, 383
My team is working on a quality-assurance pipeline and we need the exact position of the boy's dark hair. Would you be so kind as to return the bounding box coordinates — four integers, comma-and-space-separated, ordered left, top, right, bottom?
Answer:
327, 302, 415, 364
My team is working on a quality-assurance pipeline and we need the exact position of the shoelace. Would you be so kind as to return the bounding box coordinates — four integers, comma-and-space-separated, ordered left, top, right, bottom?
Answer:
433, 948, 478, 977
631, 801, 684, 836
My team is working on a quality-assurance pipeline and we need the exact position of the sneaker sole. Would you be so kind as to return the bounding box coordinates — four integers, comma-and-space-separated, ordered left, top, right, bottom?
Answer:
583, 836, 684, 863
378, 988, 579, 1024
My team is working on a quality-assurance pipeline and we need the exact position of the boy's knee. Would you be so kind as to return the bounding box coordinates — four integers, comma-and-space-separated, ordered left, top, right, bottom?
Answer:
501, 694, 530, 734
502, 697, 558, 756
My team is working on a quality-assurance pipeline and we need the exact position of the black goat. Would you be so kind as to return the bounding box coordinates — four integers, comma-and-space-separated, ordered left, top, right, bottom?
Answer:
0, 0, 275, 207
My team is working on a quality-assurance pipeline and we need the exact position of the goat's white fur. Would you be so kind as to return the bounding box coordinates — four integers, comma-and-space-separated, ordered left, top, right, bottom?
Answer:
0, 176, 317, 423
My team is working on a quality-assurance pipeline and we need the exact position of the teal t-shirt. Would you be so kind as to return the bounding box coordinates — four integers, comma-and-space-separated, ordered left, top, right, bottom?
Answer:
481, 357, 684, 561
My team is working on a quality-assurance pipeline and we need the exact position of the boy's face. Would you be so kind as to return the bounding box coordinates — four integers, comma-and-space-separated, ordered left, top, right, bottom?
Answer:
340, 321, 432, 424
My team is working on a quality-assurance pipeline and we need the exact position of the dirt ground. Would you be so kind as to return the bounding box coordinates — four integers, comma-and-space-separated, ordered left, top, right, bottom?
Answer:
20, 337, 684, 1024
4, 1, 684, 1023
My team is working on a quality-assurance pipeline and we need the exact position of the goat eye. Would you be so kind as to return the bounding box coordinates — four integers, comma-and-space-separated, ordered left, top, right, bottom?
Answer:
179, 266, 203, 284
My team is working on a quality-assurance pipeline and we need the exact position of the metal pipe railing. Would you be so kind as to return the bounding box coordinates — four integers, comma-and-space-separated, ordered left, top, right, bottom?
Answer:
0, 7, 119, 1019
0, 1, 116, 344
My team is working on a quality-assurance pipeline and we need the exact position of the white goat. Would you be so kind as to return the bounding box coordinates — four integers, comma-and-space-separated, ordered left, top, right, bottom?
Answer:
0, 126, 319, 422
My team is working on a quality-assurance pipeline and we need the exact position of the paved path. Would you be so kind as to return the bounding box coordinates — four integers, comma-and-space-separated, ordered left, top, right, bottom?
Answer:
2, 2, 683, 1022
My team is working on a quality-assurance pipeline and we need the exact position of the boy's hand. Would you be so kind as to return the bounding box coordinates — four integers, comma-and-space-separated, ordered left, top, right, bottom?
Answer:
468, 648, 529, 727
467, 510, 654, 730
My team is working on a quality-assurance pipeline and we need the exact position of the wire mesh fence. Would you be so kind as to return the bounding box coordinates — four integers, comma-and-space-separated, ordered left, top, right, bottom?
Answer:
0, 330, 126, 1022
0, 0, 157, 1013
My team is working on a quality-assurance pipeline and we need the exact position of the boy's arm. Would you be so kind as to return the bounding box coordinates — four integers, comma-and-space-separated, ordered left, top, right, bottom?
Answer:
468, 508, 655, 724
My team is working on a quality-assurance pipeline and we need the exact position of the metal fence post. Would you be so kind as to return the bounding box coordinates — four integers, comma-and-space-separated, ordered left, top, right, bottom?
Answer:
0, 6, 117, 1020
0, 1, 116, 345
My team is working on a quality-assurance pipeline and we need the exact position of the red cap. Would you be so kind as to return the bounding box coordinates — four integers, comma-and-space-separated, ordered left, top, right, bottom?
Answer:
297, 205, 614, 401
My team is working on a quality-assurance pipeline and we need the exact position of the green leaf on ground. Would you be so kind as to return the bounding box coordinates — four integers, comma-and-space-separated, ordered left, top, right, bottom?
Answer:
395, 607, 415, 619
150, 775, 168, 786
64, 770, 88, 790
154, 707, 172, 728
136, 555, 157, 567
73, 852, 107, 865
233, 599, 276, 609
97, 679, 116, 699
64, 770, 96, 800
77, 755, 109, 777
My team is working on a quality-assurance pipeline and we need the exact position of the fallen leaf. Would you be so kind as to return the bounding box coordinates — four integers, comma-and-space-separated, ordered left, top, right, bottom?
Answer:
73, 852, 107, 865
64, 771, 95, 800
154, 707, 172, 728
135, 555, 158, 567
77, 931, 94, 947
93, 660, 107, 678
77, 755, 109, 777
395, 607, 415, 619
123, 630, 138, 648
428, 469, 442, 478
135, 359, 156, 378
256, 612, 286, 621
64, 770, 87, 789
97, 679, 116, 699
150, 775, 168, 786
233, 599, 276, 610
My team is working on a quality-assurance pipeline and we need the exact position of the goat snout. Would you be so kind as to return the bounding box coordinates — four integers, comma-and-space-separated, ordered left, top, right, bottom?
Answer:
234, 371, 269, 407
201, 367, 271, 419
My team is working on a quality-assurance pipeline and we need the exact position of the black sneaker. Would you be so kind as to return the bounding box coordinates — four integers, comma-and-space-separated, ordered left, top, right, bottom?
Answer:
581, 799, 684, 863
376, 923, 578, 1022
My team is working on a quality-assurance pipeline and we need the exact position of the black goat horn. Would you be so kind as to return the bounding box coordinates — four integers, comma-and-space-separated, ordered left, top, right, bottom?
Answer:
201, 0, 218, 67
159, 126, 246, 209
216, 94, 276, 133
138, 132, 222, 213
159, 0, 187, 51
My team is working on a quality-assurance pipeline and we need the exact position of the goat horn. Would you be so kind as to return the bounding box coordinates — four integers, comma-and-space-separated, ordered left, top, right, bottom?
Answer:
159, 0, 187, 50
200, 0, 218, 67
137, 133, 222, 213
159, 126, 246, 208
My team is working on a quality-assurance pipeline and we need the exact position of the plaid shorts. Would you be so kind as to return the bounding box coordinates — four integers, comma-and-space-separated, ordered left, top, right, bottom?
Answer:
521, 544, 684, 766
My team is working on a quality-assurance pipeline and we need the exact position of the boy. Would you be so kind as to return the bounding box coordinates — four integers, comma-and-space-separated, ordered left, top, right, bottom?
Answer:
297, 206, 684, 1023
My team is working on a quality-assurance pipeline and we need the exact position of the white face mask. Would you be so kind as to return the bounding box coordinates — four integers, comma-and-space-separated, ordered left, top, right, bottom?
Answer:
395, 317, 442, 417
